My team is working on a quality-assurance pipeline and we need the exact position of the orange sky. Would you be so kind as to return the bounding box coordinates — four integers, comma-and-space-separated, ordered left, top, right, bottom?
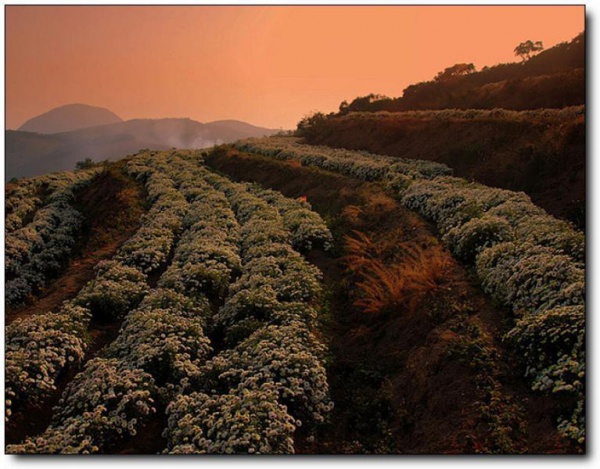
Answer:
5, 5, 585, 130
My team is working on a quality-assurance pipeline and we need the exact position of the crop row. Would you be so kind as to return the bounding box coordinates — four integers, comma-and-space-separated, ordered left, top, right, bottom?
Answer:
8, 154, 223, 454
247, 185, 333, 252
5, 161, 191, 428
234, 136, 585, 445
128, 152, 333, 453
161, 160, 332, 454
8, 284, 213, 454
5, 170, 99, 233
234, 136, 451, 182
8, 150, 333, 454
127, 151, 333, 453
336, 105, 585, 125
5, 169, 101, 306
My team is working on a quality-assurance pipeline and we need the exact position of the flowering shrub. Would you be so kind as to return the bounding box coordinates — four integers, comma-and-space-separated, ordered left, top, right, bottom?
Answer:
164, 384, 296, 454
117, 225, 175, 273
5, 169, 99, 305
8, 358, 157, 454
5, 304, 91, 423
73, 261, 148, 321
505, 253, 584, 314
558, 397, 585, 445
118, 160, 193, 274
476, 243, 584, 314
7, 149, 333, 454
234, 136, 451, 182
139, 288, 210, 319
6, 204, 84, 303
130, 150, 335, 453
201, 322, 331, 425
5, 180, 42, 233
5, 169, 98, 233
230, 255, 322, 302
505, 306, 584, 384
232, 137, 586, 446
144, 163, 243, 301
514, 215, 585, 263
248, 185, 333, 251
443, 215, 513, 263
486, 199, 546, 226
239, 218, 290, 255
107, 308, 212, 386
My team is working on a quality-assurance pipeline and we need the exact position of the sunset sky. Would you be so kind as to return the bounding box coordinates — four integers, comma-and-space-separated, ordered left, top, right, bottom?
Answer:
5, 5, 585, 130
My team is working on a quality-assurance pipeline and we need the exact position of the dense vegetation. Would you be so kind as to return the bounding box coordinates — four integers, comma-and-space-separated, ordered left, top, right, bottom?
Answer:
6, 150, 333, 454
298, 106, 585, 229
232, 136, 585, 448
333, 33, 583, 114
6, 170, 101, 305
295, 33, 585, 229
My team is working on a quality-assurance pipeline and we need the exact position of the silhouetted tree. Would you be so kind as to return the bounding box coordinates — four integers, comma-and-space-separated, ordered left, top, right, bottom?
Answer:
434, 63, 476, 81
296, 112, 328, 137
74, 158, 97, 170
514, 40, 544, 61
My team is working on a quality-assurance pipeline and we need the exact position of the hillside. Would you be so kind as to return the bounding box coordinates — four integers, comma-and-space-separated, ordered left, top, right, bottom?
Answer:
18, 104, 123, 134
6, 118, 279, 180
298, 107, 585, 228
5, 141, 584, 454
338, 32, 584, 113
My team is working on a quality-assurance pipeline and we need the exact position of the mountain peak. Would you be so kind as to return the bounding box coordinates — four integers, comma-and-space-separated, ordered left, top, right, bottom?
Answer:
19, 104, 123, 134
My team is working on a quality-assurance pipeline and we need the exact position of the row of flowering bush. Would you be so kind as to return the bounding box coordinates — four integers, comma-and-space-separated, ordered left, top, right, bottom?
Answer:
505, 305, 585, 445
235, 137, 585, 446
6, 174, 205, 454
153, 157, 243, 302
5, 302, 92, 424
402, 177, 584, 264
234, 136, 451, 182
247, 185, 333, 252
337, 105, 585, 126
5, 169, 100, 306
164, 322, 331, 454
7, 358, 158, 454
163, 166, 332, 454
119, 158, 189, 273
5, 158, 192, 429
5, 262, 150, 429
8, 150, 333, 453
400, 178, 585, 442
5, 170, 99, 233
8, 153, 241, 453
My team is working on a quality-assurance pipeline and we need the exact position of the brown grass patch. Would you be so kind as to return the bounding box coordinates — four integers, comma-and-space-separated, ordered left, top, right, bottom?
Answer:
345, 231, 452, 315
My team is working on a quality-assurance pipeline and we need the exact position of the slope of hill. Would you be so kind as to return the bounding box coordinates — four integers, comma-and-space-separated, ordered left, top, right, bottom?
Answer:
5, 146, 584, 454
18, 104, 123, 134
6, 118, 280, 180
337, 32, 584, 113
298, 107, 585, 228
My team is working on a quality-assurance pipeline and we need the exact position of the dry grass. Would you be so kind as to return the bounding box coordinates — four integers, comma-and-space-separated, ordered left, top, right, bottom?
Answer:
345, 231, 452, 315
341, 205, 363, 224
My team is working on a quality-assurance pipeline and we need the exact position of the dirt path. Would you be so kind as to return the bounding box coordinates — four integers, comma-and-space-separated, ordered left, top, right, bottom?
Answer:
206, 148, 576, 454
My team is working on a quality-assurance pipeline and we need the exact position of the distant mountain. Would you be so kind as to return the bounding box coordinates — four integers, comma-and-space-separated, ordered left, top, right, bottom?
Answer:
18, 104, 123, 134
6, 117, 280, 180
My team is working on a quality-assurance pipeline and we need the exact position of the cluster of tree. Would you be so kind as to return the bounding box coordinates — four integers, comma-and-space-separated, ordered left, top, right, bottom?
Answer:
332, 32, 583, 117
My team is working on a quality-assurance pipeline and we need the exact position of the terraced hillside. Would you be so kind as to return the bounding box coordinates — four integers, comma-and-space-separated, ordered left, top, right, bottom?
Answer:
298, 107, 585, 228
5, 142, 585, 454
6, 150, 333, 454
